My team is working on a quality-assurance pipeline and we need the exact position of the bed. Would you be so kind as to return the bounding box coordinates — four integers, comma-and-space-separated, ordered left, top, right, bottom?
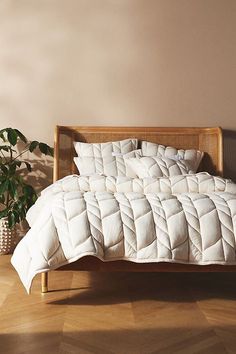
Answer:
11, 126, 236, 294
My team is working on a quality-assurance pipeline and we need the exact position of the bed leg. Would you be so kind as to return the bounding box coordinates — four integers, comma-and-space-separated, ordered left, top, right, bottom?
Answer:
41, 272, 48, 293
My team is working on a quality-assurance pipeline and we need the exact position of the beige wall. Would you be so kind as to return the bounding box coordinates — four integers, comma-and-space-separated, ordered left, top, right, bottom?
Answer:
1, 0, 236, 181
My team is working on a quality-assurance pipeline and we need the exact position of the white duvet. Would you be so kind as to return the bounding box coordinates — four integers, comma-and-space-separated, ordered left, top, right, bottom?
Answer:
11, 173, 236, 293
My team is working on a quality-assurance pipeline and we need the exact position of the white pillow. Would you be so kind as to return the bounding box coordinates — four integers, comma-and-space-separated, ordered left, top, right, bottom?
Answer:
73, 139, 138, 176
74, 139, 138, 158
141, 141, 204, 172
125, 156, 193, 178
74, 149, 143, 177
123, 149, 143, 177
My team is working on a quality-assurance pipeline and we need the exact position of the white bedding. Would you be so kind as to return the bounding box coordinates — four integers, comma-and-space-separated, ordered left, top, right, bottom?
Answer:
11, 173, 236, 293
73, 138, 138, 177
141, 141, 204, 172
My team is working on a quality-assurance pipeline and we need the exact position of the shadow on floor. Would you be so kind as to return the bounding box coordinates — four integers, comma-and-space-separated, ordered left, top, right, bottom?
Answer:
48, 272, 236, 306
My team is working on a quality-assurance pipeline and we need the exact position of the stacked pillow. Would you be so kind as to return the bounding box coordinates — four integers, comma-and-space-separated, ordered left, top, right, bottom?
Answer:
125, 141, 204, 178
141, 141, 204, 173
73, 139, 138, 176
125, 156, 192, 178
74, 139, 204, 178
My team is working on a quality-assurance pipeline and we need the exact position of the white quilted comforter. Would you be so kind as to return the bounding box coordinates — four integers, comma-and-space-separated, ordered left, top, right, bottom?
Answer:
11, 173, 236, 293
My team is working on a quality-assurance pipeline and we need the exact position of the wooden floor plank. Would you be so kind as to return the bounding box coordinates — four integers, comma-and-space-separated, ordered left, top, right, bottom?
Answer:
1, 255, 236, 353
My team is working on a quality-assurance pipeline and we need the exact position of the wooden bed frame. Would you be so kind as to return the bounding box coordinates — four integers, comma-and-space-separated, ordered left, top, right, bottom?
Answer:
41, 126, 233, 293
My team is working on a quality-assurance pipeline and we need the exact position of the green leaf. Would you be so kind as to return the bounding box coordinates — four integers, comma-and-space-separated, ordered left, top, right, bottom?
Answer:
29, 141, 39, 152
12, 210, 20, 223
19, 207, 26, 219
15, 129, 27, 143
8, 180, 17, 199
8, 212, 15, 228
9, 163, 17, 175
23, 161, 32, 172
38, 143, 48, 155
14, 160, 22, 167
0, 164, 8, 174
23, 184, 34, 197
0, 145, 10, 152
0, 129, 7, 142
15, 200, 24, 215
0, 180, 9, 195
0, 209, 7, 218
48, 147, 54, 157
31, 193, 37, 204
7, 128, 18, 146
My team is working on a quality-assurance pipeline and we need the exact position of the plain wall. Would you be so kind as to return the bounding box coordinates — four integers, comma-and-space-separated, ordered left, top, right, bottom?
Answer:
0, 0, 236, 182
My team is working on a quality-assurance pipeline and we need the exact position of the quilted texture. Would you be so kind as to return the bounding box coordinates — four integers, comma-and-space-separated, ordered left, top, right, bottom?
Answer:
125, 156, 192, 178
141, 141, 204, 172
74, 139, 138, 157
74, 148, 142, 177
74, 139, 138, 176
11, 173, 236, 293
40, 173, 236, 195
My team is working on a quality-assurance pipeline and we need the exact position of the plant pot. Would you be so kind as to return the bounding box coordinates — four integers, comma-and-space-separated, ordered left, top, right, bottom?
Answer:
0, 217, 17, 255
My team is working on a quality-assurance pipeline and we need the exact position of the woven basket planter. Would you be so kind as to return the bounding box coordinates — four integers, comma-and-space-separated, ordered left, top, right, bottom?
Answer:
0, 217, 17, 255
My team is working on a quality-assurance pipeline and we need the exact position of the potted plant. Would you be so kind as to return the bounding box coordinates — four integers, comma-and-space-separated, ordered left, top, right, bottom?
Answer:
0, 128, 53, 254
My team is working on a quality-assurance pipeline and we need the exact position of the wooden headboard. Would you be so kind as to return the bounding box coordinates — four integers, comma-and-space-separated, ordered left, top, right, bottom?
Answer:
54, 126, 223, 181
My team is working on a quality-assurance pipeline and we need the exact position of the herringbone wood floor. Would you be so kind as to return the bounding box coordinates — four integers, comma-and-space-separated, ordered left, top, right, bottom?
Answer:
1, 255, 236, 354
